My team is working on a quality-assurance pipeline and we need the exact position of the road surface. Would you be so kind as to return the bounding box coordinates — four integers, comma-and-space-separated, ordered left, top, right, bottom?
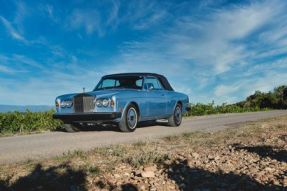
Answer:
0, 110, 286, 164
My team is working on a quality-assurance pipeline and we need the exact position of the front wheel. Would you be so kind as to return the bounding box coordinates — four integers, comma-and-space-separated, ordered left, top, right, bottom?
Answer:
168, 103, 182, 127
118, 104, 138, 132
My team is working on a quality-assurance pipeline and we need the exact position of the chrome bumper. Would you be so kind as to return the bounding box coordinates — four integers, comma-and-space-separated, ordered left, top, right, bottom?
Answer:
53, 112, 122, 123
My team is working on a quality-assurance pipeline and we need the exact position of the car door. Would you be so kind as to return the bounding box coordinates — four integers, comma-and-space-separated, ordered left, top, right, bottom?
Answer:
144, 77, 167, 118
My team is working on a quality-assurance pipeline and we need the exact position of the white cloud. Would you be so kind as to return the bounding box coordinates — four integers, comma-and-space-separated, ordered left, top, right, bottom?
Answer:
215, 85, 240, 97
0, 54, 45, 71
67, 0, 169, 36
132, 8, 167, 30
106, 0, 120, 27
0, 65, 14, 74
0, 16, 27, 42
46, 5, 54, 18
69, 9, 103, 36
167, 1, 284, 74
12, 54, 45, 69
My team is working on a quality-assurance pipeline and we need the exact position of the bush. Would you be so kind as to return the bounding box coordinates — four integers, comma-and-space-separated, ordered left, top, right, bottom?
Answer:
0, 110, 62, 135
186, 102, 262, 116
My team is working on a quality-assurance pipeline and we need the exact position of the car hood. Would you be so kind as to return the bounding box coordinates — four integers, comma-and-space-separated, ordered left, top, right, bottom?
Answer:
57, 89, 141, 100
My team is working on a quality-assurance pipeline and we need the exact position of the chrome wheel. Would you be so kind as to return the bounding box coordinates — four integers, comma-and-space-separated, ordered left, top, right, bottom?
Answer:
174, 106, 182, 125
127, 107, 137, 129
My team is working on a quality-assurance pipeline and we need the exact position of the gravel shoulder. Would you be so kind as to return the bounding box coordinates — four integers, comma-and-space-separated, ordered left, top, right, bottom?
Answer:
0, 110, 287, 164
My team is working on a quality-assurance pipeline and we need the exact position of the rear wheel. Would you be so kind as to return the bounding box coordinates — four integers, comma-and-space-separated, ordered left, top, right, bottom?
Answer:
168, 103, 182, 127
62, 123, 80, 132
118, 104, 138, 132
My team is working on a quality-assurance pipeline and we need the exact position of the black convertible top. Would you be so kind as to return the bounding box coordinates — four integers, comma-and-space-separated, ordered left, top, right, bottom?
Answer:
103, 73, 174, 91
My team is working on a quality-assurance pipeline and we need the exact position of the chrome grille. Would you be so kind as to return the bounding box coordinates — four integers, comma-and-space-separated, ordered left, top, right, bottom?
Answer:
73, 94, 95, 113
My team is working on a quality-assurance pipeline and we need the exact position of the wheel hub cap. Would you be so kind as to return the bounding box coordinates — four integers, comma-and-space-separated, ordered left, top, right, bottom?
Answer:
175, 106, 182, 124
127, 108, 137, 129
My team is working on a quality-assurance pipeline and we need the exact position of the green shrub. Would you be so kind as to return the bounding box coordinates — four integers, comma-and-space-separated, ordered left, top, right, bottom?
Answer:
187, 102, 262, 116
0, 110, 62, 135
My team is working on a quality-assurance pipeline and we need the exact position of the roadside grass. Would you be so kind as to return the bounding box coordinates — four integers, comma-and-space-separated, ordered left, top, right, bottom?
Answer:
0, 115, 286, 190
122, 151, 169, 168
187, 102, 264, 116
0, 110, 62, 136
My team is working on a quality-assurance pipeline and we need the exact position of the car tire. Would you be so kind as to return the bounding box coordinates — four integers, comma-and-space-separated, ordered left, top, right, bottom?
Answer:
62, 123, 80, 132
168, 103, 182, 127
118, 104, 138, 132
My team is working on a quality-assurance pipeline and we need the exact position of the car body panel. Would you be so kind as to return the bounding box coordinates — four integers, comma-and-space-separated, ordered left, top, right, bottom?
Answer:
53, 73, 190, 123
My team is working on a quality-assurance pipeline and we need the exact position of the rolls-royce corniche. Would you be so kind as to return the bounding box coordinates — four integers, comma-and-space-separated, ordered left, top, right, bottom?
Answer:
53, 73, 190, 132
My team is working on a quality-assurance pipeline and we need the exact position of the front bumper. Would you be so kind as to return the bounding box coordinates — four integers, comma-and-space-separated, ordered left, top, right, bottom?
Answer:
53, 112, 122, 123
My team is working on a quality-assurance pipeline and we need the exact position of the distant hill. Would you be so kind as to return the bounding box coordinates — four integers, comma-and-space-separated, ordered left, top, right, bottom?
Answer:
0, 105, 54, 112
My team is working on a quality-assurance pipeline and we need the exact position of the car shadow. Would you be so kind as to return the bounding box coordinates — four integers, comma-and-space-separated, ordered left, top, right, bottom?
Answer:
0, 162, 140, 191
0, 162, 87, 191
232, 143, 287, 163
95, 180, 139, 191
75, 123, 121, 132
55, 120, 171, 133
165, 158, 284, 191
54, 123, 120, 132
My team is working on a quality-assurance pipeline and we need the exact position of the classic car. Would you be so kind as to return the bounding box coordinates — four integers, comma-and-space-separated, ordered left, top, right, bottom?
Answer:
53, 73, 190, 132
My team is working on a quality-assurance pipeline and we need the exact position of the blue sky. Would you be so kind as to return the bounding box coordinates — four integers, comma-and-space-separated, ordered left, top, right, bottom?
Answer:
0, 0, 287, 105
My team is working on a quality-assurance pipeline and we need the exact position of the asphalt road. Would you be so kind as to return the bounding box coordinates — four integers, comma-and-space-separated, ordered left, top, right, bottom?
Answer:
0, 110, 286, 164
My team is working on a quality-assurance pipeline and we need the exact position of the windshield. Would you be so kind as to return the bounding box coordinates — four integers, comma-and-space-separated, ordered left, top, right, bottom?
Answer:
94, 76, 143, 90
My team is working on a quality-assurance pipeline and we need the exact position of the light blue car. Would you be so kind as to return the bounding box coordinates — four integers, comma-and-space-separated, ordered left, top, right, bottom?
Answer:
53, 73, 190, 132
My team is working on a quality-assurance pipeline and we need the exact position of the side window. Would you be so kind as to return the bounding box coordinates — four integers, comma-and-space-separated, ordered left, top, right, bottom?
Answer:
144, 77, 163, 90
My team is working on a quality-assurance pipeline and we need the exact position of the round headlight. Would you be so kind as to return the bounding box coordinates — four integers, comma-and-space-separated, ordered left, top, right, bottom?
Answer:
66, 101, 73, 107
61, 100, 73, 108
56, 98, 61, 107
102, 99, 109, 107
96, 99, 102, 107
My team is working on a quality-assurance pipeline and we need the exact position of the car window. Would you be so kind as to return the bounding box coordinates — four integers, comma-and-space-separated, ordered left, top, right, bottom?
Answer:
100, 79, 117, 88
144, 77, 163, 90
95, 76, 143, 90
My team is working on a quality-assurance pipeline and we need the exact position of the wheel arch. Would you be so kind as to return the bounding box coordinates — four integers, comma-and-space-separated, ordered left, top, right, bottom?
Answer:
173, 100, 183, 112
177, 100, 183, 107
129, 101, 141, 120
